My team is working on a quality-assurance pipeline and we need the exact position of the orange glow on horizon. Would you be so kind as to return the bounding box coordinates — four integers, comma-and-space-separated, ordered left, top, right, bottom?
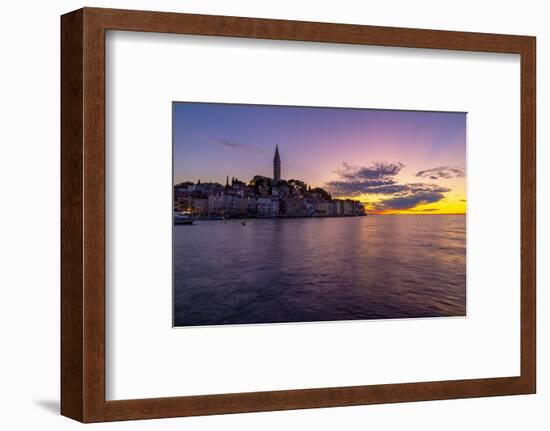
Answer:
347, 194, 467, 215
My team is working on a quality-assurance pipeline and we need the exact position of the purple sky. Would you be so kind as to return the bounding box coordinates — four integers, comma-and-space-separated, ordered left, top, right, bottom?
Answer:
173, 102, 466, 214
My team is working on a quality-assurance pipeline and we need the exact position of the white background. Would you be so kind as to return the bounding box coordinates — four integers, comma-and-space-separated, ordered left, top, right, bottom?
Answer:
0, 0, 547, 430
106, 32, 520, 400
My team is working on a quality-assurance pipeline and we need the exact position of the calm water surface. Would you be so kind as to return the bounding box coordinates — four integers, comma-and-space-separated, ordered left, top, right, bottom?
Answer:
174, 215, 466, 326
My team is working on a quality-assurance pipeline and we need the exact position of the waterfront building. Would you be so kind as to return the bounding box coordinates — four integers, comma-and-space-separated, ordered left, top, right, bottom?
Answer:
257, 197, 279, 217
331, 200, 340, 216
343, 199, 354, 216
284, 197, 306, 217
247, 197, 258, 216
174, 195, 192, 213
314, 201, 332, 216
174, 144, 366, 219
304, 199, 316, 216
192, 198, 208, 216
208, 193, 225, 216
226, 195, 247, 217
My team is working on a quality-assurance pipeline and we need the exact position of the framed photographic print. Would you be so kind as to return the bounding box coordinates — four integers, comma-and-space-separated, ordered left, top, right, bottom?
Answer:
172, 103, 467, 327
61, 7, 536, 422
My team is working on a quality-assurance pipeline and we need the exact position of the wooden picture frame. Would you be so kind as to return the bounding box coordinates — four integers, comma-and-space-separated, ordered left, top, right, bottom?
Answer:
61, 7, 536, 423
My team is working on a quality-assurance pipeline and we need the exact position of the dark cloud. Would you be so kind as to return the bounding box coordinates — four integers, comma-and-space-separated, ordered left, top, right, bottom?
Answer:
326, 162, 405, 196
337, 162, 405, 181
373, 184, 450, 211
375, 193, 445, 211
415, 166, 465, 180
326, 162, 451, 211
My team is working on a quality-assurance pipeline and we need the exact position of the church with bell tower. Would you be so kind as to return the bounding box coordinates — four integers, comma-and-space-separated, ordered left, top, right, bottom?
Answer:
273, 145, 281, 183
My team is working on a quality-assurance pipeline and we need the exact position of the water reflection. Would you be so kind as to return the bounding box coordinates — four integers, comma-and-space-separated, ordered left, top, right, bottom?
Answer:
174, 215, 466, 326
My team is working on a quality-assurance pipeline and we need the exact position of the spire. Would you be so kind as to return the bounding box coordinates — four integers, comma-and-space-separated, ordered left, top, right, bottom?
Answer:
273, 145, 281, 183
225, 175, 229, 188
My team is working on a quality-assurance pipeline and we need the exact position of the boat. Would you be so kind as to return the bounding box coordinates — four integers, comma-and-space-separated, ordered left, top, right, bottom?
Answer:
174, 211, 194, 225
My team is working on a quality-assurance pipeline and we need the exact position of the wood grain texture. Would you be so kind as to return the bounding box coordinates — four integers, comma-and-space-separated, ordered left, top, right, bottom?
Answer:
82, 8, 107, 423
86, 7, 531, 53
60, 7, 537, 423
520, 37, 536, 394
60, 9, 84, 422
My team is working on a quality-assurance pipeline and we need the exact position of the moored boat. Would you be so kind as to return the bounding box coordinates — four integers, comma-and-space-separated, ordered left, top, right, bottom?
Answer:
174, 212, 194, 225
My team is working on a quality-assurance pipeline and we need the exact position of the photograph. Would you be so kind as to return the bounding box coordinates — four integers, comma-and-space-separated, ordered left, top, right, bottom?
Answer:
173, 102, 467, 327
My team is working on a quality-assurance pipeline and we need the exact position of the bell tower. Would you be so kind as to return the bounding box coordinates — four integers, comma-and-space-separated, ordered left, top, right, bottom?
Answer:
273, 145, 281, 183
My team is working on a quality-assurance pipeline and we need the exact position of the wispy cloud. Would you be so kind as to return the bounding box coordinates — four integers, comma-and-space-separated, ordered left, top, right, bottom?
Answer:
210, 137, 251, 150
416, 166, 465, 180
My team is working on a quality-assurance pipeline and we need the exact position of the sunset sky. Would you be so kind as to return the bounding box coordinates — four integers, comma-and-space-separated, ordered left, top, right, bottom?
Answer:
173, 102, 466, 215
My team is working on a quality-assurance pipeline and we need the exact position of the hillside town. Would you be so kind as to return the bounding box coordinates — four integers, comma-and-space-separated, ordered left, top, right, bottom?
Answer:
174, 145, 366, 219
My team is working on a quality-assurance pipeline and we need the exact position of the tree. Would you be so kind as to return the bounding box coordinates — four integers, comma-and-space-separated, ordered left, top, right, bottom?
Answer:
311, 187, 332, 201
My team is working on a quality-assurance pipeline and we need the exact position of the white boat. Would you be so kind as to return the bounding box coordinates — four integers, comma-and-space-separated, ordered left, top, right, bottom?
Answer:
174, 212, 194, 225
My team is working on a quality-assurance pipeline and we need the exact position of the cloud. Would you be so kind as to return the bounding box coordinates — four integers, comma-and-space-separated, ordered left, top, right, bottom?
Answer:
372, 183, 450, 211
325, 161, 451, 212
374, 192, 447, 211
337, 161, 405, 180
326, 180, 401, 195
325, 162, 405, 196
210, 137, 249, 150
415, 166, 465, 180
